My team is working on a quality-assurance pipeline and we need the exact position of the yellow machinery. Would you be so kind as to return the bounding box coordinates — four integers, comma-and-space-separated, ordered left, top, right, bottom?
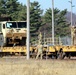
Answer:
0, 21, 27, 56
42, 26, 76, 59
0, 46, 36, 56
0, 22, 76, 59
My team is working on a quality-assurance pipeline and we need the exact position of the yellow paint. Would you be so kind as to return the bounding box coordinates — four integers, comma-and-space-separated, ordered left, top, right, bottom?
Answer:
0, 45, 76, 54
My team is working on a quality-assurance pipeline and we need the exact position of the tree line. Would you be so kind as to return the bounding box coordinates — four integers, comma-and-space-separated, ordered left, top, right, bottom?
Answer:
0, 0, 71, 42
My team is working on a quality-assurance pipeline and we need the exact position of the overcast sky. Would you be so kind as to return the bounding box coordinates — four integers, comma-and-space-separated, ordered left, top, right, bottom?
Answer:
18, 0, 76, 13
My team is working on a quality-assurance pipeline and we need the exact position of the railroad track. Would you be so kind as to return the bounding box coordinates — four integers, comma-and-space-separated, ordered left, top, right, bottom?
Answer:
0, 56, 76, 60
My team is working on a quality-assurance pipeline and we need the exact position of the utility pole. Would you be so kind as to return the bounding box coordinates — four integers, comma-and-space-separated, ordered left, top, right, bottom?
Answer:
69, 0, 75, 45
69, 0, 73, 27
52, 0, 54, 45
26, 0, 30, 60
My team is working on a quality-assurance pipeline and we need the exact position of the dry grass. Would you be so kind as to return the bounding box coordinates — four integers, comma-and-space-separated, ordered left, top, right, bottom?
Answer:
0, 58, 76, 75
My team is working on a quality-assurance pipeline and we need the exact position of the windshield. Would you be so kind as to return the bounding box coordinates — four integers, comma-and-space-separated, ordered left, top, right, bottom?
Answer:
6, 22, 26, 28
17, 22, 26, 28
6, 22, 17, 28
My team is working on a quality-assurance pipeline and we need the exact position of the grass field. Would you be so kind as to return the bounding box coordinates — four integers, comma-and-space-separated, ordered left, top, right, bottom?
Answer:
0, 57, 76, 75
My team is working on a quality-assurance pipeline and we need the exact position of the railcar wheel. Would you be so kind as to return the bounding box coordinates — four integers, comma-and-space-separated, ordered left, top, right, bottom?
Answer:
67, 53, 71, 59
57, 48, 65, 59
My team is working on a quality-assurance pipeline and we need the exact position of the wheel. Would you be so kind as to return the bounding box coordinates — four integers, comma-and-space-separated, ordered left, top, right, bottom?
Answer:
67, 53, 71, 59
57, 48, 65, 59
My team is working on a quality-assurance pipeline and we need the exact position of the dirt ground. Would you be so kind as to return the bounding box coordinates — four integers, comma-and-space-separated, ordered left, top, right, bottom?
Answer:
0, 57, 76, 75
